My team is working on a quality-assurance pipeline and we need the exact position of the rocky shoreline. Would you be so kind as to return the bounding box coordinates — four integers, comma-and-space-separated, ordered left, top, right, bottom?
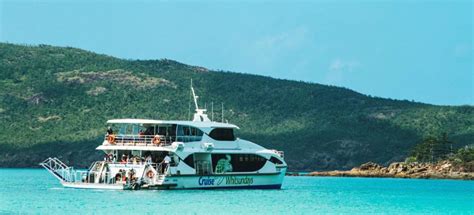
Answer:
290, 161, 474, 180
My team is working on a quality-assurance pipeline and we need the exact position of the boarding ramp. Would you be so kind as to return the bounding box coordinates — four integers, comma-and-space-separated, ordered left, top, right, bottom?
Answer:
40, 157, 74, 182
40, 158, 169, 189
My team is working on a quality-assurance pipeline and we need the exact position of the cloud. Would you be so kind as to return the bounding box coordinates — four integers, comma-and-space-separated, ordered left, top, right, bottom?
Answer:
324, 58, 360, 85
248, 26, 310, 75
454, 43, 471, 58
255, 26, 309, 51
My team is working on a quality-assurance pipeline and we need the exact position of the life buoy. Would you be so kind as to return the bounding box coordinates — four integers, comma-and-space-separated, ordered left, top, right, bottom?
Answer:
107, 135, 116, 144
152, 135, 161, 145
146, 170, 155, 178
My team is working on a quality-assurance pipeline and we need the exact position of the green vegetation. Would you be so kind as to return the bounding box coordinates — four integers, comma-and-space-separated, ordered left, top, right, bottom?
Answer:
451, 146, 474, 172
452, 145, 474, 163
408, 134, 474, 172
0, 43, 473, 170
408, 133, 454, 163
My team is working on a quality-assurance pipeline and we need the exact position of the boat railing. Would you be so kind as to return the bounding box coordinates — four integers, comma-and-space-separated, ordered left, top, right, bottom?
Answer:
73, 168, 150, 184
40, 157, 74, 182
41, 158, 162, 184
72, 170, 119, 184
271, 149, 285, 158
103, 134, 175, 147
103, 134, 201, 147
88, 161, 103, 171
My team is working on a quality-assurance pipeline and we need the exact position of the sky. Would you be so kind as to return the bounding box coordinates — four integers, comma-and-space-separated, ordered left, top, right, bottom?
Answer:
0, 0, 472, 105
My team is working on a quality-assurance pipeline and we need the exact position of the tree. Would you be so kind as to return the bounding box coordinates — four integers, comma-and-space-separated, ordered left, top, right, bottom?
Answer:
410, 133, 454, 163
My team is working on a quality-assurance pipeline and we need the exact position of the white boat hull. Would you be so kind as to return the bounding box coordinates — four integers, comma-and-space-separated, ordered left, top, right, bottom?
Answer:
57, 169, 286, 190
161, 171, 286, 189
61, 182, 125, 190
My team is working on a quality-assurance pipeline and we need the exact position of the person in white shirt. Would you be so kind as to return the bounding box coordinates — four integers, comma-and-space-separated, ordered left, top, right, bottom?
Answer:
145, 154, 152, 165
161, 155, 171, 174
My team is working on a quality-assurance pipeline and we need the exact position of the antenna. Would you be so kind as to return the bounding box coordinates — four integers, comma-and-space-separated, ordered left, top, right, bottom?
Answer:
221, 103, 224, 123
191, 79, 199, 110
188, 81, 191, 120
189, 79, 210, 122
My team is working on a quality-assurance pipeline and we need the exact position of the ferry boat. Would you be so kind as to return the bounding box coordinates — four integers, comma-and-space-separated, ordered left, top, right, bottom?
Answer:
40, 84, 287, 190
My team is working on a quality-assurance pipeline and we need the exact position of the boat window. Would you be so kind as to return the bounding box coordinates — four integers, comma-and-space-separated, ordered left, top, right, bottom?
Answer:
183, 126, 190, 136
116, 150, 131, 160
269, 156, 283, 165
132, 124, 140, 135
183, 154, 195, 168
170, 124, 177, 136
144, 124, 177, 142
176, 125, 203, 142
211, 154, 266, 173
118, 124, 127, 135
143, 126, 154, 135
131, 150, 140, 157
109, 124, 146, 136
156, 126, 167, 135
209, 128, 235, 141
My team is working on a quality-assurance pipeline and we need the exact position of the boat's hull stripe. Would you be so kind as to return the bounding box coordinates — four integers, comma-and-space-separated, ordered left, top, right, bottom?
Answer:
188, 184, 282, 190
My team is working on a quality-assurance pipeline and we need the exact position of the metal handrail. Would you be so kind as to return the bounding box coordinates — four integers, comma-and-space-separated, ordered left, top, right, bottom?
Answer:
74, 170, 117, 184
40, 157, 73, 182
271, 149, 285, 158
103, 134, 175, 146
103, 134, 202, 146
41, 158, 169, 185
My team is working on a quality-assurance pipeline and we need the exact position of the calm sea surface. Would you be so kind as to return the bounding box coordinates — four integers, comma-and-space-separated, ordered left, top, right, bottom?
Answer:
0, 169, 472, 214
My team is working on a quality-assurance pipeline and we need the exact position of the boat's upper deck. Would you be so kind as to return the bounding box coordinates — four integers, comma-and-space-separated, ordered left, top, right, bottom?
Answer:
102, 118, 240, 148
107, 119, 239, 131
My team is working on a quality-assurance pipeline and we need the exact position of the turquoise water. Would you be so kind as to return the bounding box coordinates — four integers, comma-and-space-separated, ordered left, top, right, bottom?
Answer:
0, 169, 473, 214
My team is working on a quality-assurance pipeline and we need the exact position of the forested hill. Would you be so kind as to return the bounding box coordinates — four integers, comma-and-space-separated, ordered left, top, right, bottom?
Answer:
0, 43, 472, 170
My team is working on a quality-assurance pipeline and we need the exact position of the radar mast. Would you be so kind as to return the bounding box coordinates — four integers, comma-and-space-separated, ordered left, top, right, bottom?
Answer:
191, 80, 210, 122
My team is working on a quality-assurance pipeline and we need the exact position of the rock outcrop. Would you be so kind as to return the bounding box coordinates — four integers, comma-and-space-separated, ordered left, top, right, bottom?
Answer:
306, 160, 474, 180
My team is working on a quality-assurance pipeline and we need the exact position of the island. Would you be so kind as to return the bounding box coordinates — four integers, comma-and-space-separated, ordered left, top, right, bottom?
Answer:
294, 136, 474, 180
305, 160, 474, 180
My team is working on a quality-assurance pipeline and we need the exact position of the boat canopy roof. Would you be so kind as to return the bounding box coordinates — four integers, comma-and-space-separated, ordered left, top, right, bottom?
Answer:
107, 118, 239, 129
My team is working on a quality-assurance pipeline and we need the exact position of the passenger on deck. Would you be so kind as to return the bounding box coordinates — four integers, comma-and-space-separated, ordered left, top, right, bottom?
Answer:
104, 154, 113, 162
120, 169, 127, 182
107, 127, 113, 135
114, 173, 121, 183
161, 154, 171, 174
132, 156, 140, 165
138, 129, 144, 136
115, 169, 125, 183
145, 154, 152, 164
120, 154, 128, 164
128, 169, 136, 183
